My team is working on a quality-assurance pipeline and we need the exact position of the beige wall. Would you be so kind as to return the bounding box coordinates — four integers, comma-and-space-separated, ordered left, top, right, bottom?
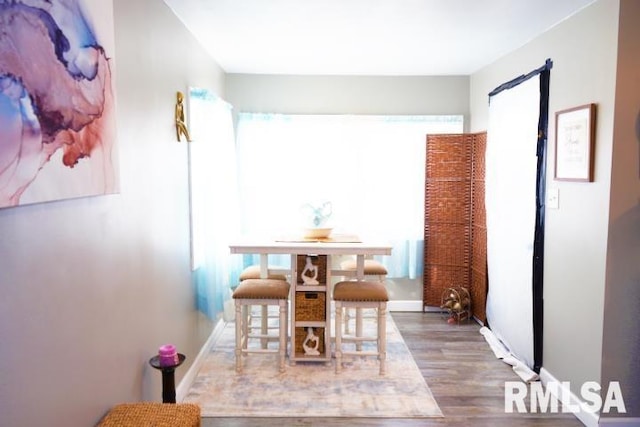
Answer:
0, 1, 225, 425
226, 74, 470, 128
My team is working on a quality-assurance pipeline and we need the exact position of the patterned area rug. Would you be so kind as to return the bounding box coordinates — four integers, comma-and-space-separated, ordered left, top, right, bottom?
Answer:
184, 314, 443, 418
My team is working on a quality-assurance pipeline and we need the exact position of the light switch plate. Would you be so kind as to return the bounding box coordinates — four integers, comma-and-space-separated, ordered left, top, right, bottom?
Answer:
547, 188, 559, 209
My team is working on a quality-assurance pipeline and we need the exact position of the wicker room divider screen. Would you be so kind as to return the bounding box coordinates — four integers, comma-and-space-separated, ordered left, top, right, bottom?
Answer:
423, 133, 487, 322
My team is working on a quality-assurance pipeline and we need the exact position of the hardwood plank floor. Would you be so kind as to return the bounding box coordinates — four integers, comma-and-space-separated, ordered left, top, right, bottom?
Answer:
201, 312, 583, 426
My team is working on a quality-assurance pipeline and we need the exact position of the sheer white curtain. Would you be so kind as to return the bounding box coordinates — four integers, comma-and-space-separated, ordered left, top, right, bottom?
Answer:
235, 113, 463, 278
188, 88, 242, 319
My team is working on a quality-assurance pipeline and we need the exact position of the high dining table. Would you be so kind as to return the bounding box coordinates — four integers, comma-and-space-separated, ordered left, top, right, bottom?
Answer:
229, 236, 392, 364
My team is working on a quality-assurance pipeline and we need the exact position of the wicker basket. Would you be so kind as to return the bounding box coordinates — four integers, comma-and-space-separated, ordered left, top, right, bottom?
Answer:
295, 326, 325, 356
295, 291, 326, 321
97, 403, 200, 427
296, 254, 327, 284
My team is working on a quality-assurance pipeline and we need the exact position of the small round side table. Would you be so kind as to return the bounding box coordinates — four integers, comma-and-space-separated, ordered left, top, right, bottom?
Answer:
149, 353, 186, 403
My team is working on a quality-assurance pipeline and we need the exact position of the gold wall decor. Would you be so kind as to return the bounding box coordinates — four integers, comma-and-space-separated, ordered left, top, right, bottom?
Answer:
175, 91, 192, 142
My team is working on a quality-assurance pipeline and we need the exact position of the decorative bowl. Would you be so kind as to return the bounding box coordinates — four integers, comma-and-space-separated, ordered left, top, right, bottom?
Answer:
303, 227, 333, 239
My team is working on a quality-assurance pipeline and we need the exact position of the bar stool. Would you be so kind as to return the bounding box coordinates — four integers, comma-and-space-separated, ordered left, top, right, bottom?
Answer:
233, 278, 290, 373
236, 264, 289, 341
339, 258, 388, 334
333, 280, 388, 375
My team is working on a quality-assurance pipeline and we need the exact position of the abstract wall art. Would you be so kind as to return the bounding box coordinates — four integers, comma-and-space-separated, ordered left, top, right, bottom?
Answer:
0, 0, 118, 209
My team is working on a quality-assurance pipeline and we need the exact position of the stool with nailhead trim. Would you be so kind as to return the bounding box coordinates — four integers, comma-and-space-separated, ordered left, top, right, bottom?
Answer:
339, 259, 388, 334
232, 278, 290, 373
333, 280, 388, 375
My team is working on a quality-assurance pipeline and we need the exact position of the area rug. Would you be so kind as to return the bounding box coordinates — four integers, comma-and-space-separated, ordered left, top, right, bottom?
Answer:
184, 313, 443, 418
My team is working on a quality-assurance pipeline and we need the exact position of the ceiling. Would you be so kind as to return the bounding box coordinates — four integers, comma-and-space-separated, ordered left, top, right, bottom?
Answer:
163, 0, 596, 76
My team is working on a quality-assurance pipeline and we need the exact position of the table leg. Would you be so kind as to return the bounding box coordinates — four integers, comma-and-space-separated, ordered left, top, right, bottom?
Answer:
355, 254, 365, 351
259, 254, 268, 278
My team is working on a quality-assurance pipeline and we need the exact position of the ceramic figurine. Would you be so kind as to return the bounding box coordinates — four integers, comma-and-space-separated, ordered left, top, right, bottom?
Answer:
302, 327, 320, 356
301, 256, 319, 285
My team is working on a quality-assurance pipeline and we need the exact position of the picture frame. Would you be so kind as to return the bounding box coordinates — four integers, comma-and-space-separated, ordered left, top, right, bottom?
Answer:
554, 103, 596, 182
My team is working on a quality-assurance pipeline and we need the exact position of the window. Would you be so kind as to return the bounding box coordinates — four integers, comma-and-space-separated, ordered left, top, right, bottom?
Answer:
235, 113, 463, 278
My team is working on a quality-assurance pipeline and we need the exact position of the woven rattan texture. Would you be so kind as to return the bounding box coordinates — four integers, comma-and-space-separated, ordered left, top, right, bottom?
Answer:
296, 255, 327, 285
295, 291, 326, 321
424, 133, 487, 322
294, 326, 326, 356
470, 133, 487, 322
97, 403, 200, 427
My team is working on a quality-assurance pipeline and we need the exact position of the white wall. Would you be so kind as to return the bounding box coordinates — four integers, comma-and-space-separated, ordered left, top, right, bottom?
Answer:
470, 0, 622, 410
0, 1, 225, 425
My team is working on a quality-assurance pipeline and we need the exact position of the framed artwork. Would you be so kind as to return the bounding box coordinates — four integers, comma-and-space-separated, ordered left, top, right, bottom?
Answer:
0, 0, 118, 209
554, 103, 596, 182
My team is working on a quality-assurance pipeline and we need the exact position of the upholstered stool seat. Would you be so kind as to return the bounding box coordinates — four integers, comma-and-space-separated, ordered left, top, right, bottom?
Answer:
333, 280, 389, 375
235, 265, 289, 338
233, 278, 290, 372
339, 259, 388, 278
97, 403, 200, 427
338, 259, 388, 334
238, 265, 288, 281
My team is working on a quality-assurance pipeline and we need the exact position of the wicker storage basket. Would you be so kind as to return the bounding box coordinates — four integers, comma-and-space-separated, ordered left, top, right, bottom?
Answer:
296, 255, 327, 284
295, 326, 325, 356
295, 291, 326, 321
97, 403, 200, 427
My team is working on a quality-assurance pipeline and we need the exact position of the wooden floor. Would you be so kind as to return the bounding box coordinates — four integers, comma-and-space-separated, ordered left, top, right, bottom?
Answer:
201, 312, 583, 426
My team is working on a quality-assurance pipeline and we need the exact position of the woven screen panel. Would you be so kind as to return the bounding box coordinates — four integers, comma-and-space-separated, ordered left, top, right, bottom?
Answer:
471, 181, 486, 226
471, 226, 487, 273
424, 132, 488, 317
472, 134, 486, 180
424, 134, 472, 308
425, 138, 472, 179
470, 133, 487, 322
469, 271, 487, 322
424, 180, 471, 224
424, 223, 470, 266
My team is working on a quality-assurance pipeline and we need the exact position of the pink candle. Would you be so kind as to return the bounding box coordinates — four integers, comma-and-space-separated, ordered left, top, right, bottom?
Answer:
158, 344, 178, 366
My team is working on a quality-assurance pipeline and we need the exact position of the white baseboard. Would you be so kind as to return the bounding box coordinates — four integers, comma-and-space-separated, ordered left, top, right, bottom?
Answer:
176, 318, 225, 402
539, 367, 598, 427
598, 418, 640, 426
388, 300, 423, 312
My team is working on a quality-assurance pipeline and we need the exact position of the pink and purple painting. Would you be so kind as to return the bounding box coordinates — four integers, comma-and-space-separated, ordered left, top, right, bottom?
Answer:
0, 0, 118, 209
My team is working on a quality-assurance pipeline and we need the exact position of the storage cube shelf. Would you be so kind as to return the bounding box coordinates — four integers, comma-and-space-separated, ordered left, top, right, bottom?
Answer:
291, 255, 331, 362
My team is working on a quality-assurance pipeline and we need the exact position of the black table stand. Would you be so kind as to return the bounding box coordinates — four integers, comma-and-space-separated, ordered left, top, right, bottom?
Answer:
149, 353, 186, 403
